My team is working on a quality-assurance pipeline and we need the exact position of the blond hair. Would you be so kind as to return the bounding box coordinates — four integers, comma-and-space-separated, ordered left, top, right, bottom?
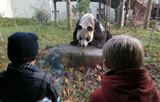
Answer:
103, 35, 144, 71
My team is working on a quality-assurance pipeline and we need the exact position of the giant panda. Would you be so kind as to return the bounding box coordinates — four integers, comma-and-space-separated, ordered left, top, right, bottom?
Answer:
70, 13, 112, 48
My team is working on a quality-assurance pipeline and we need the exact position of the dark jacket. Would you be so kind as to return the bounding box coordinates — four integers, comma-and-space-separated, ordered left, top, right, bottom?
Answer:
89, 68, 160, 102
0, 64, 59, 102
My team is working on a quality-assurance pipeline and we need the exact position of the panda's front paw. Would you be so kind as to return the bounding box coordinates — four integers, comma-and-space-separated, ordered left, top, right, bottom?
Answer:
70, 41, 78, 46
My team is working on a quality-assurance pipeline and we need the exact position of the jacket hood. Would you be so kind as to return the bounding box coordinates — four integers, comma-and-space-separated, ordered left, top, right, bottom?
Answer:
101, 68, 160, 102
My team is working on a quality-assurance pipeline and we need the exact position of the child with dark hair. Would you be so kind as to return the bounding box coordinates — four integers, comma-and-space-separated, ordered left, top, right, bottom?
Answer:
0, 32, 60, 102
89, 35, 160, 102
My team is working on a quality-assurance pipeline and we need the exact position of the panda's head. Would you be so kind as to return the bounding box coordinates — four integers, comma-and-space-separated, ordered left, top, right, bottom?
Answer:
77, 25, 94, 47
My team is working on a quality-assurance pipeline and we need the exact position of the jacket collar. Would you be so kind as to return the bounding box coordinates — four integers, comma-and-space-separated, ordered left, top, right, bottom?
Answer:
7, 63, 40, 72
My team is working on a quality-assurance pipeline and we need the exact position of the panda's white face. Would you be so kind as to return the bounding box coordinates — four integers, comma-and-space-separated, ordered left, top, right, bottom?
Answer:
77, 25, 94, 47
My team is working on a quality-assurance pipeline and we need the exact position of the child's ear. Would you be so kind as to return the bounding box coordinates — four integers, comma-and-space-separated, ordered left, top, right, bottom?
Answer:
103, 59, 111, 69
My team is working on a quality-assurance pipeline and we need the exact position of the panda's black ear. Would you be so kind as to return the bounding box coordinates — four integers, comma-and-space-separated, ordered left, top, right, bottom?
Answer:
77, 25, 82, 30
87, 26, 93, 31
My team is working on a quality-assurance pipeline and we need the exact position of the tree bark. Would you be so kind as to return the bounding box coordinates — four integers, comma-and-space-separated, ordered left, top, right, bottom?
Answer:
105, 0, 109, 31
99, 0, 102, 21
104, 3, 106, 20
117, 0, 126, 29
10, 0, 17, 27
144, 0, 153, 30
66, 0, 72, 30
124, 0, 131, 25
0, 28, 2, 41
53, 0, 57, 22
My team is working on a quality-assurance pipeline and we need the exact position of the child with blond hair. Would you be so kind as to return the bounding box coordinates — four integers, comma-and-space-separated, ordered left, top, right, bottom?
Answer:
90, 35, 160, 102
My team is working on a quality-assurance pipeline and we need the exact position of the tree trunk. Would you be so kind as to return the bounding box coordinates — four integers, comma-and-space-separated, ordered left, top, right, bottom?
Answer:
105, 0, 109, 31
79, 12, 83, 18
53, 0, 57, 22
144, 0, 153, 30
0, 14, 3, 41
104, 3, 106, 20
117, 0, 126, 29
124, 0, 131, 25
109, 0, 111, 24
66, 0, 72, 30
10, 0, 17, 27
0, 28, 2, 41
99, 0, 102, 21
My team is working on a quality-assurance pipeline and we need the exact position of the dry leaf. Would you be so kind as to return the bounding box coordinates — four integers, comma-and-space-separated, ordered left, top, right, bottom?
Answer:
79, 66, 86, 73
73, 73, 79, 79
65, 78, 69, 83
96, 75, 101, 81
75, 97, 79, 101
2, 62, 7, 66
52, 78, 55, 83
1, 56, 8, 60
157, 52, 160, 56
38, 51, 43, 54
73, 84, 76, 89
63, 89, 67, 98
96, 64, 102, 70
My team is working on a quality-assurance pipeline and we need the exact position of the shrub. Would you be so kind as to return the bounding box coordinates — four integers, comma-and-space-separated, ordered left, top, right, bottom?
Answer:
32, 1, 50, 25
72, 0, 91, 18
149, 20, 156, 28
34, 8, 50, 25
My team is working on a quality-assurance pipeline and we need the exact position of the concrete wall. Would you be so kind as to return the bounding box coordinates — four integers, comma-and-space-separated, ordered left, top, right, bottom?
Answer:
0, 0, 115, 21
153, 0, 159, 4
0, 0, 13, 17
11, 0, 50, 18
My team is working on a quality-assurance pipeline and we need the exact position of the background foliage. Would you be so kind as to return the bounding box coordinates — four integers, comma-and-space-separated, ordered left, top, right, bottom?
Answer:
72, 0, 91, 17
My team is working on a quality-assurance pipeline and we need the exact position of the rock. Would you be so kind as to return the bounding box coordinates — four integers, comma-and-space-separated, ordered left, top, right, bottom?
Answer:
44, 44, 103, 68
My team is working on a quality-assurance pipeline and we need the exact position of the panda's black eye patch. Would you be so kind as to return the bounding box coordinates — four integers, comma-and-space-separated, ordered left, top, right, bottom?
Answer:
87, 26, 93, 31
79, 37, 82, 40
86, 37, 90, 41
77, 25, 82, 30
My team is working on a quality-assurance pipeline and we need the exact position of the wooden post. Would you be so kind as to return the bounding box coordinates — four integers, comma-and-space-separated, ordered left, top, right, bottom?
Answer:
53, 0, 57, 22
144, 0, 153, 30
124, 0, 131, 25
117, 0, 126, 29
66, 0, 72, 30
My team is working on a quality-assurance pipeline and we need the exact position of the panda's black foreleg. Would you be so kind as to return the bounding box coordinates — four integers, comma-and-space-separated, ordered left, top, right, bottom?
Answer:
106, 31, 112, 41
70, 29, 79, 45
70, 20, 80, 46
70, 40, 78, 45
